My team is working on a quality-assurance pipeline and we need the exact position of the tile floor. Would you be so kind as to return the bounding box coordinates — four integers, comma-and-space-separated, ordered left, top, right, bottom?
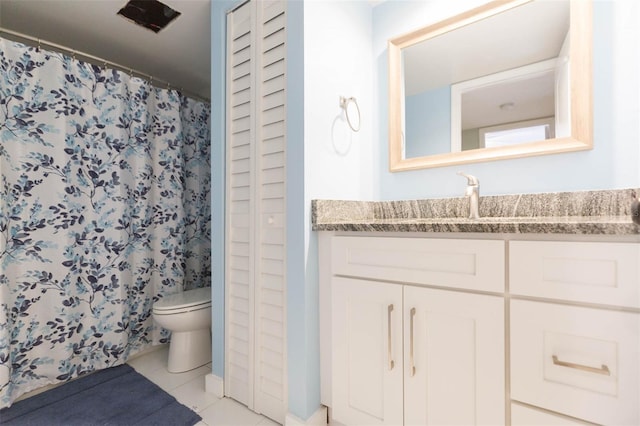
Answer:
127, 346, 279, 426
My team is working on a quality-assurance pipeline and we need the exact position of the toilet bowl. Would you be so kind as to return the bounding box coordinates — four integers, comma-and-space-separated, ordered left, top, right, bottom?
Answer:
152, 287, 212, 373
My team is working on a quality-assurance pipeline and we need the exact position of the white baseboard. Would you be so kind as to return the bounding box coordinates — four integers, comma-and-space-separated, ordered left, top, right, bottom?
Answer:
205, 373, 224, 398
285, 406, 328, 426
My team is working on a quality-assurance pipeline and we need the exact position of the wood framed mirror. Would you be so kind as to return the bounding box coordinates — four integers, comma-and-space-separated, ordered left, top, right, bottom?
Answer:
388, 0, 592, 172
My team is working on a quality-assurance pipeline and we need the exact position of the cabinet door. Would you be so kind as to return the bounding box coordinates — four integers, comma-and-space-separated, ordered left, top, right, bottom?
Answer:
404, 286, 505, 426
332, 277, 403, 426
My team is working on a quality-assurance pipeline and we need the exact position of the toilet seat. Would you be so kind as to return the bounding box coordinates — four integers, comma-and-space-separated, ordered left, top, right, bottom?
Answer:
153, 287, 211, 315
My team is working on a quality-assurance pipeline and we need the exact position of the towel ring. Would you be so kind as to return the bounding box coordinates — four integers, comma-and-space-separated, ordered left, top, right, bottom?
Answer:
340, 96, 361, 132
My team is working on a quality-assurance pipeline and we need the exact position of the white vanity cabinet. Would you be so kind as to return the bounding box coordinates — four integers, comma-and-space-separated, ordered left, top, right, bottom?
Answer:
320, 233, 640, 425
321, 235, 505, 425
509, 240, 640, 425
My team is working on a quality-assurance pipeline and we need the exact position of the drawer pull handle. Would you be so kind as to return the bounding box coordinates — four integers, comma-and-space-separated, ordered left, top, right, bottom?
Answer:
552, 355, 611, 376
409, 307, 416, 377
388, 304, 394, 371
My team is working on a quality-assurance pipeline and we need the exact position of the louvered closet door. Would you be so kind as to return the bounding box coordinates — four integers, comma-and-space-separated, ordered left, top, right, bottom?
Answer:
226, 1, 255, 408
225, 1, 287, 423
254, 0, 287, 421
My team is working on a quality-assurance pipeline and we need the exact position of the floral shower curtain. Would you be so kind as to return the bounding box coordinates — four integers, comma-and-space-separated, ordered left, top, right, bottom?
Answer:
0, 38, 211, 407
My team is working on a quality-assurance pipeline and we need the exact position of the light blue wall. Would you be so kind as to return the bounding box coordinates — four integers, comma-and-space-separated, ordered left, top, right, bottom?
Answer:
210, 0, 243, 380
286, 0, 314, 420
405, 86, 451, 158
374, 0, 640, 200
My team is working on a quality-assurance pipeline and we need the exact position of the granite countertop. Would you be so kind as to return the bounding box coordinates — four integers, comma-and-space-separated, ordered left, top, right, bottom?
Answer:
312, 188, 640, 235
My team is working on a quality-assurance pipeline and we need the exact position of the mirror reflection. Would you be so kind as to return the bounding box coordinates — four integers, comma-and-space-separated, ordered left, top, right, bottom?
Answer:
402, 0, 569, 158
388, 0, 592, 172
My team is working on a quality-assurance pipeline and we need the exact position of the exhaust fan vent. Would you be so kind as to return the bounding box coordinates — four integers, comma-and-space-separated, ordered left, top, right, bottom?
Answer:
118, 0, 181, 33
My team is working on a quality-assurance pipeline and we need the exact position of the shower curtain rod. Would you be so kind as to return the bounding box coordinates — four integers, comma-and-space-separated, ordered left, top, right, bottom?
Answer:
0, 27, 210, 103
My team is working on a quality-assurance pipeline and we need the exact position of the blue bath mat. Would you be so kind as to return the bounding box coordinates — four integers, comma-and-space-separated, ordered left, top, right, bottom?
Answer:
0, 364, 202, 425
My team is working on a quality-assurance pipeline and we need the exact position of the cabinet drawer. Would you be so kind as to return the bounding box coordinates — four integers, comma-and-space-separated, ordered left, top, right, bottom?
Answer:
332, 236, 504, 292
511, 300, 640, 425
510, 240, 640, 308
511, 404, 590, 425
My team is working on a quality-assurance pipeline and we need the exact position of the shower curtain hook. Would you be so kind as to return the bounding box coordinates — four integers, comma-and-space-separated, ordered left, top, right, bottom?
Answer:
37, 38, 41, 52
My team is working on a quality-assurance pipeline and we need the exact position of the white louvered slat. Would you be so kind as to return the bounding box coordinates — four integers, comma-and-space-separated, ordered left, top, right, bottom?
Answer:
263, 13, 285, 39
261, 182, 284, 199
231, 145, 251, 162
263, 1, 283, 19
262, 28, 285, 53
262, 75, 285, 97
261, 168, 284, 184
262, 106, 285, 126
262, 90, 285, 111
226, 1, 286, 423
232, 92, 251, 111
231, 116, 250, 134
232, 34, 251, 56
232, 70, 250, 89
229, 255, 249, 272
260, 199, 283, 214
261, 245, 283, 260
230, 201, 249, 216
261, 288, 283, 307
230, 242, 249, 256
231, 102, 251, 121
262, 60, 285, 83
232, 48, 251, 68
261, 139, 284, 157
231, 173, 250, 190
231, 228, 250, 244
260, 274, 283, 291
230, 130, 251, 148
261, 347, 283, 370
261, 152, 284, 170
263, 45, 285, 70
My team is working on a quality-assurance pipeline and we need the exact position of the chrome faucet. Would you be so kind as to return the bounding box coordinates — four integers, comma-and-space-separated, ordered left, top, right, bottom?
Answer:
457, 172, 480, 219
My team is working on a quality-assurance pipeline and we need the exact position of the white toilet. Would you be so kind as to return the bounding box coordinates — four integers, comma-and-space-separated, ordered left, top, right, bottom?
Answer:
152, 286, 212, 373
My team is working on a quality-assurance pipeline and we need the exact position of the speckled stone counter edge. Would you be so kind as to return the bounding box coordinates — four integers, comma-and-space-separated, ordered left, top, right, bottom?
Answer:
312, 188, 640, 234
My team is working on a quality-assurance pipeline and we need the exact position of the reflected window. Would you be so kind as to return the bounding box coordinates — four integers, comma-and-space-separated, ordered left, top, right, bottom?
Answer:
480, 117, 554, 148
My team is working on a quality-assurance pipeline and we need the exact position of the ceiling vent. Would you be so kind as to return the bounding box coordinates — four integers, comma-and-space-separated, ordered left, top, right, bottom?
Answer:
117, 0, 181, 33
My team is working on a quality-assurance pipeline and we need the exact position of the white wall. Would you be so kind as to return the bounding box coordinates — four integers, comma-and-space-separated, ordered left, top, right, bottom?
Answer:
373, 0, 640, 199
304, 1, 375, 202
298, 0, 375, 420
